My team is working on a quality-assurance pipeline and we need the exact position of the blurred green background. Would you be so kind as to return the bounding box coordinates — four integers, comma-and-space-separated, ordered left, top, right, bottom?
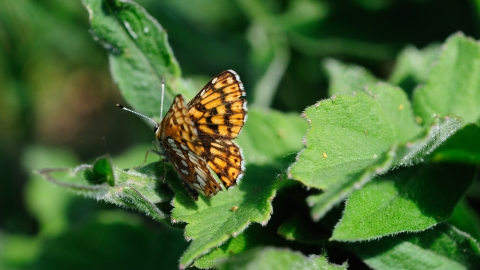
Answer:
1, 0, 479, 268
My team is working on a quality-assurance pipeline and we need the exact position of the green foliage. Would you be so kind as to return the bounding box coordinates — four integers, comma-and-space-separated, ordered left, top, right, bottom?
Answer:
350, 224, 480, 269
333, 163, 476, 241
287, 31, 480, 268
17, 0, 480, 269
413, 34, 480, 125
83, 0, 184, 119
216, 247, 348, 270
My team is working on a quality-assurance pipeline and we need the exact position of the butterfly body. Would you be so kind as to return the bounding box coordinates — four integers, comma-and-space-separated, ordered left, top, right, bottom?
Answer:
155, 70, 247, 199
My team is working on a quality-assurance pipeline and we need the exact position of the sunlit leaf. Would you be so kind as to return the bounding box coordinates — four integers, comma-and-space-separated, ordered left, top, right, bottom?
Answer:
289, 83, 423, 220
413, 33, 480, 125
332, 163, 476, 241
323, 58, 378, 96
82, 0, 186, 119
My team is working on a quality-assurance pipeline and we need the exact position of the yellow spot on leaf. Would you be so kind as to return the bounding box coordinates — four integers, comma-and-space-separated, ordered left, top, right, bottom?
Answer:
415, 116, 422, 124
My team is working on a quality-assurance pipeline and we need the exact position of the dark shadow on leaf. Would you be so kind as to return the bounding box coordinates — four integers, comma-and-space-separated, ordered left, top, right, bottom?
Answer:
390, 163, 475, 222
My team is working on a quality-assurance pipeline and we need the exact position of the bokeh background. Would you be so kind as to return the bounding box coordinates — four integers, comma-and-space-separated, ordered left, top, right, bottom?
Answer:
1, 0, 479, 268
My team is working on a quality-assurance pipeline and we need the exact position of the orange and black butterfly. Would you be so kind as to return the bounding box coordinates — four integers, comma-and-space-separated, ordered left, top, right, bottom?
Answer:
118, 70, 247, 199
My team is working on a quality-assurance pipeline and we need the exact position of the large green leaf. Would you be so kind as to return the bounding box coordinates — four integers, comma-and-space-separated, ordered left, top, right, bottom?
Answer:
171, 164, 279, 269
289, 83, 422, 189
82, 0, 186, 119
304, 115, 463, 222
288, 83, 423, 220
413, 33, 480, 125
332, 163, 477, 241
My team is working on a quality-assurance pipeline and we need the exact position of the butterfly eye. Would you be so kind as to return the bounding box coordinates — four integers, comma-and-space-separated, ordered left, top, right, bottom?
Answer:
153, 126, 158, 133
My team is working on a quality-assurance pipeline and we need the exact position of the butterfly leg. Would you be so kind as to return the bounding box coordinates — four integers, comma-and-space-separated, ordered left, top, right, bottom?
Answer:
161, 158, 167, 183
145, 142, 169, 183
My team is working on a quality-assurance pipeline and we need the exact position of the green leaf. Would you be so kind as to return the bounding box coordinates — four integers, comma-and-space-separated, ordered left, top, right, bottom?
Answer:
236, 108, 308, 165
350, 224, 480, 270
82, 0, 184, 118
289, 83, 422, 220
430, 124, 480, 165
216, 247, 348, 270
36, 159, 171, 223
172, 162, 278, 269
413, 33, 480, 125
450, 200, 480, 241
389, 44, 441, 94
277, 212, 480, 269
332, 163, 476, 241
322, 58, 378, 96
392, 116, 463, 167
88, 156, 117, 186
171, 108, 307, 268
194, 222, 290, 269
305, 115, 462, 222
290, 83, 422, 189
305, 146, 396, 221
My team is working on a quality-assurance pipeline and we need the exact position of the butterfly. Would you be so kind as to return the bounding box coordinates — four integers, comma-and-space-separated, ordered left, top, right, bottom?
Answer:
118, 70, 247, 200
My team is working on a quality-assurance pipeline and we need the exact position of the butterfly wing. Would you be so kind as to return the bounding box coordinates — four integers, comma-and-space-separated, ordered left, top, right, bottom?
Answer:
188, 70, 247, 139
199, 138, 244, 188
162, 137, 222, 199
157, 95, 222, 199
187, 70, 247, 189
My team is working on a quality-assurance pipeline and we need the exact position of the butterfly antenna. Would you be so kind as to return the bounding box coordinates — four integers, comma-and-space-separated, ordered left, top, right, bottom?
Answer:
116, 103, 159, 128
160, 77, 165, 122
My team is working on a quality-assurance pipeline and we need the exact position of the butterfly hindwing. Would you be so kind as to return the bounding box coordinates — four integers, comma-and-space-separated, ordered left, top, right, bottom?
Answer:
162, 137, 222, 199
199, 138, 244, 188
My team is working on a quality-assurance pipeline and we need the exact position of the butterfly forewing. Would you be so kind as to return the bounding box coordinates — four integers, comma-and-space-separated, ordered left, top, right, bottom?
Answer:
158, 95, 199, 152
156, 70, 247, 199
188, 70, 247, 139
